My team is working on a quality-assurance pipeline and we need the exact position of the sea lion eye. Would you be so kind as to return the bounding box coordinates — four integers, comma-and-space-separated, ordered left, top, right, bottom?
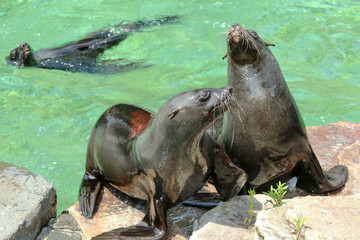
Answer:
249, 31, 258, 38
199, 90, 210, 101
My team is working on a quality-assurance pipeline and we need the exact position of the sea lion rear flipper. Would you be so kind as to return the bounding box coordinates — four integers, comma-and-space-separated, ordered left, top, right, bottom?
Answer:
296, 147, 349, 193
79, 171, 101, 219
92, 195, 166, 240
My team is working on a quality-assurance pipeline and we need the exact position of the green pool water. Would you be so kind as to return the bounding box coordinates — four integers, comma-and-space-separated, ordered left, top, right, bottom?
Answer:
0, 0, 359, 215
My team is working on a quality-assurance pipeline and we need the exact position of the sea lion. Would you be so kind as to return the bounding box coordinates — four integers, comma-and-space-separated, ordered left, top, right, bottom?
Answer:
6, 16, 177, 74
217, 23, 348, 194
79, 86, 247, 239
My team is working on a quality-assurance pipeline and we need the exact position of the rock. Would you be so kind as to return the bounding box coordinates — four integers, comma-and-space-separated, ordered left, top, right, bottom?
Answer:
38, 122, 360, 239
254, 194, 360, 240
307, 122, 360, 196
68, 185, 146, 239
0, 162, 57, 240
36, 211, 86, 240
307, 122, 359, 169
66, 183, 211, 240
190, 195, 271, 240
190, 122, 360, 240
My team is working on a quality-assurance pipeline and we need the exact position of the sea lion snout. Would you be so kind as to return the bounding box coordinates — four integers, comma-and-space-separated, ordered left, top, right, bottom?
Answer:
228, 23, 244, 43
231, 23, 240, 30
19, 42, 32, 54
226, 86, 232, 94
227, 23, 260, 64
211, 86, 232, 114
216, 86, 232, 100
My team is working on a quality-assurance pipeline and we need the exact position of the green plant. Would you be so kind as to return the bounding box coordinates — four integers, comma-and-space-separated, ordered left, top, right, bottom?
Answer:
263, 181, 288, 207
293, 217, 307, 239
244, 188, 256, 225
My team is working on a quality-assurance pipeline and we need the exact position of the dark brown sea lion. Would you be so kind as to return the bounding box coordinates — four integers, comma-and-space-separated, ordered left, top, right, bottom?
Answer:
79, 86, 247, 239
217, 23, 348, 194
6, 16, 177, 74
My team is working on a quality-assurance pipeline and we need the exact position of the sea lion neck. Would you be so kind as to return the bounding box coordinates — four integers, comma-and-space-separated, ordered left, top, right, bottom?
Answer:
135, 87, 232, 160
135, 110, 209, 159
227, 47, 287, 98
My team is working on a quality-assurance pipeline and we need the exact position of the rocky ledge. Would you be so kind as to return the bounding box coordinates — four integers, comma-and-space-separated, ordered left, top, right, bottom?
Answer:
3, 121, 359, 240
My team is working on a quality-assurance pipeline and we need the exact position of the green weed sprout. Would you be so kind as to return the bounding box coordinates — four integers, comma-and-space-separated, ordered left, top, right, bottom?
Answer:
263, 181, 288, 207
293, 217, 307, 239
244, 188, 256, 225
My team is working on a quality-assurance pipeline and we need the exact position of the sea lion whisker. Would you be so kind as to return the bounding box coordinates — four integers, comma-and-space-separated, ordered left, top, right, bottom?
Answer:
235, 108, 246, 132
212, 110, 216, 131
229, 95, 239, 106
229, 128, 235, 151
249, 34, 261, 56
241, 41, 250, 57
211, 105, 221, 113
245, 31, 260, 56
229, 96, 246, 117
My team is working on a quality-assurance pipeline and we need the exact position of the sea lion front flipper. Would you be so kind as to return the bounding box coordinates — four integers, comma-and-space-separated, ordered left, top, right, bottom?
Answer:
91, 195, 166, 240
79, 171, 101, 219
211, 145, 247, 201
296, 147, 349, 193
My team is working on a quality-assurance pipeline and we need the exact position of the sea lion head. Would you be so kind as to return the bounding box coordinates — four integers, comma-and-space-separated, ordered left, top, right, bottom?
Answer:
226, 23, 275, 65
6, 42, 37, 67
156, 86, 232, 141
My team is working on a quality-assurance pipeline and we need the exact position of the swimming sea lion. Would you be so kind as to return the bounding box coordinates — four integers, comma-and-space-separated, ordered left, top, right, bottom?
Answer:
218, 23, 348, 194
79, 86, 247, 239
6, 16, 177, 73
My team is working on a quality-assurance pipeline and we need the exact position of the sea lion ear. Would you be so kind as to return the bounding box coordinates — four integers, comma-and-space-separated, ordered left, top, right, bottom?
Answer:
265, 42, 275, 47
10, 49, 18, 60
168, 108, 180, 120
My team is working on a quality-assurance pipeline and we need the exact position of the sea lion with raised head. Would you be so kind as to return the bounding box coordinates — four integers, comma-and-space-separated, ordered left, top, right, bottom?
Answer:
218, 23, 348, 194
6, 16, 177, 74
79, 86, 247, 239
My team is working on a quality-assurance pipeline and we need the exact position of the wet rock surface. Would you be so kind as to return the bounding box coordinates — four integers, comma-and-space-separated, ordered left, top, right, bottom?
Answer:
0, 162, 57, 240
39, 122, 360, 239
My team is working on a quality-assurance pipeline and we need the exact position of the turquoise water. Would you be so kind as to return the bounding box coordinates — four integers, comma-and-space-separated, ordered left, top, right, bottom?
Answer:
0, 1, 359, 215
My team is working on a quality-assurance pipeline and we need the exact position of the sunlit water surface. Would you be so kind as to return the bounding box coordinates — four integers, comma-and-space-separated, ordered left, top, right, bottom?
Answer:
1, 0, 359, 214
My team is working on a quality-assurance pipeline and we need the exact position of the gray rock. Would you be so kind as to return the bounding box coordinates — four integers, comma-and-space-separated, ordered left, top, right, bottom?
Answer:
36, 211, 86, 240
0, 162, 57, 240
190, 195, 271, 240
254, 194, 360, 240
